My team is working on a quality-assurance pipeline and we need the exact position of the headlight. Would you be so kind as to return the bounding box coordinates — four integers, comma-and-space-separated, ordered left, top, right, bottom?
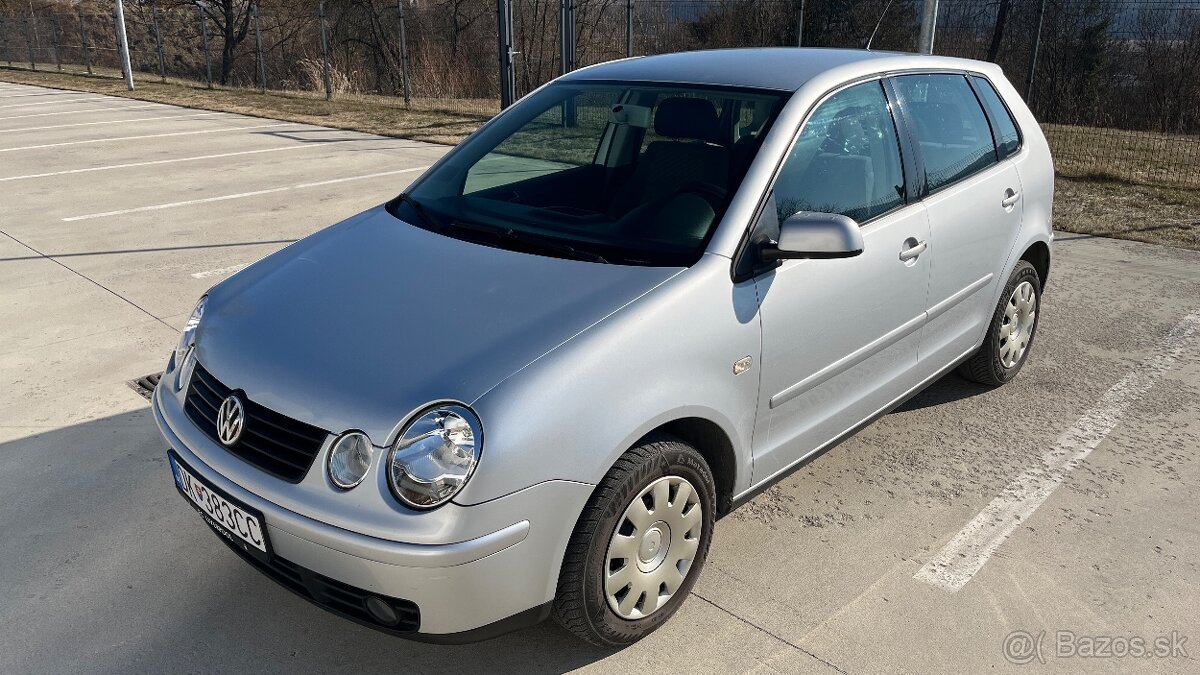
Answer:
174, 296, 206, 391
387, 404, 482, 509
176, 296, 207, 364
327, 431, 374, 489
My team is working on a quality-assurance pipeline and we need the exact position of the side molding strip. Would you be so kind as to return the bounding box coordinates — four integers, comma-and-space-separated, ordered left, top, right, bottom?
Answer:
770, 312, 926, 409
927, 274, 993, 322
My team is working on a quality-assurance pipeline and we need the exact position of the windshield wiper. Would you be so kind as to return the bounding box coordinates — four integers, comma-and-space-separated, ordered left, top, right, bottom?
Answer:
393, 193, 443, 233
448, 220, 609, 264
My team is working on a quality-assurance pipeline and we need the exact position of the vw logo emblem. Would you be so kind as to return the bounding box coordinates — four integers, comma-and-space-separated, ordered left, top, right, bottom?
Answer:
216, 395, 246, 447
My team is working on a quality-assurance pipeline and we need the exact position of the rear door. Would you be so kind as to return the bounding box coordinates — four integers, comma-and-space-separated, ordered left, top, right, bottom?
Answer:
890, 73, 1024, 370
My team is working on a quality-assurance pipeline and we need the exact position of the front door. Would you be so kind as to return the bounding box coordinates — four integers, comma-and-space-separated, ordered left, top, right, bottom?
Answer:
751, 80, 932, 484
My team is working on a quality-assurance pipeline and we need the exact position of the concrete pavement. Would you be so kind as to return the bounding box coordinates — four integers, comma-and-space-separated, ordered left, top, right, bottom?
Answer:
1, 82, 1198, 674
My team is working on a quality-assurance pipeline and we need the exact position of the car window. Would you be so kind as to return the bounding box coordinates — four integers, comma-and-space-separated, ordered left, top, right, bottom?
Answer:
396, 82, 787, 267
464, 90, 619, 194
893, 74, 997, 192
971, 76, 1021, 158
772, 80, 906, 224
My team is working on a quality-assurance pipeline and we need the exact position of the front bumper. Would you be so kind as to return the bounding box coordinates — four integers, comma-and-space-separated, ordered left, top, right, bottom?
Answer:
153, 383, 593, 639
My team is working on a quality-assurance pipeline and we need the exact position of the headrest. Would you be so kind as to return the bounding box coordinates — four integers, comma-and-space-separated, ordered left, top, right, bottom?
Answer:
653, 97, 722, 144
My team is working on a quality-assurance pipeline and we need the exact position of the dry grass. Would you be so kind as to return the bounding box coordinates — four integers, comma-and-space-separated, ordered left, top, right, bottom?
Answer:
0, 65, 496, 145
2, 66, 1197, 251
1045, 123, 1200, 189
1054, 177, 1199, 250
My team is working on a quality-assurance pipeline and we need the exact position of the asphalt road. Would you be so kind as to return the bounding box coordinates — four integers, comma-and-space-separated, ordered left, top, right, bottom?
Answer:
2, 82, 1199, 674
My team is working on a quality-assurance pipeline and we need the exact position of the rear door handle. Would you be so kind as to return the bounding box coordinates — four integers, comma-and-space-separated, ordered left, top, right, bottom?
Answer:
1002, 189, 1020, 208
899, 240, 927, 261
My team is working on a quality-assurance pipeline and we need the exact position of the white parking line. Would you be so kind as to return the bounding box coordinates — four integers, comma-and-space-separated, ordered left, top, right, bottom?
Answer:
0, 122, 295, 153
914, 309, 1200, 592
0, 111, 229, 134
0, 96, 107, 109
0, 142, 347, 182
0, 91, 87, 98
62, 166, 429, 221
192, 263, 250, 279
0, 103, 161, 121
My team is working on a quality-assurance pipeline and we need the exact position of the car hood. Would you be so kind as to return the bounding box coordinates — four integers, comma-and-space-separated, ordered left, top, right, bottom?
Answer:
195, 206, 682, 442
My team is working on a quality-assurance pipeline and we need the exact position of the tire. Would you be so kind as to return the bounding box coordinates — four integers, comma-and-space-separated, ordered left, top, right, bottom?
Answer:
553, 435, 716, 647
958, 260, 1042, 386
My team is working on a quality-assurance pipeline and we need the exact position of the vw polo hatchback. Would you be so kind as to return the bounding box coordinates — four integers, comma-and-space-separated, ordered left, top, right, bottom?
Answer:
155, 48, 1053, 645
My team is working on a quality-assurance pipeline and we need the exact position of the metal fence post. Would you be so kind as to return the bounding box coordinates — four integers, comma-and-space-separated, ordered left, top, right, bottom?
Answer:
1024, 0, 1047, 104
151, 4, 166, 82
560, 0, 575, 75
51, 17, 62, 71
198, 7, 212, 88
252, 1, 266, 92
625, 0, 633, 57
25, 17, 35, 70
397, 0, 412, 107
796, 0, 805, 46
79, 14, 93, 74
497, 0, 515, 109
918, 0, 938, 54
114, 0, 135, 90
318, 0, 333, 100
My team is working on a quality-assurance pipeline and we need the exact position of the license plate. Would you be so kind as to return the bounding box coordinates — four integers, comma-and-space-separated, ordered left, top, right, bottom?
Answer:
169, 451, 272, 561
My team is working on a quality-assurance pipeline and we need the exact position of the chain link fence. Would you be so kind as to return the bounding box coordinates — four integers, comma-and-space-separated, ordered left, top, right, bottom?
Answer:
2, 0, 1197, 186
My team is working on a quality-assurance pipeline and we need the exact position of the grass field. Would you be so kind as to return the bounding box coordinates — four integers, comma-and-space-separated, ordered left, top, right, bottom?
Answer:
2, 65, 1196, 251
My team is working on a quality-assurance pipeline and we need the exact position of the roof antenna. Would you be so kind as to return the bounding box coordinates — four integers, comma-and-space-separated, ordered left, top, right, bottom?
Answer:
866, 0, 897, 51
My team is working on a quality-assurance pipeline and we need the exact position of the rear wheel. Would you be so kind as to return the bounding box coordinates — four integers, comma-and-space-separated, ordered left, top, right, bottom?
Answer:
553, 436, 715, 646
959, 260, 1041, 386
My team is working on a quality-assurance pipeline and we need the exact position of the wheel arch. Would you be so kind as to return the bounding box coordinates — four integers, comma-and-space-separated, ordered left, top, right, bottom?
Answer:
1020, 240, 1051, 288
637, 416, 738, 517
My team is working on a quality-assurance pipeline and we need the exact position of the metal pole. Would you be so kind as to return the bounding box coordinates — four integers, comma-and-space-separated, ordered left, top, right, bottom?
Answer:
198, 6, 212, 88
26, 17, 35, 70
796, 0, 805, 46
114, 0, 135, 89
79, 14, 93, 74
397, 0, 411, 107
318, 0, 333, 100
625, 0, 632, 57
917, 0, 938, 54
151, 5, 166, 82
497, 0, 515, 109
51, 17, 62, 70
252, 1, 266, 92
1024, 0, 1047, 104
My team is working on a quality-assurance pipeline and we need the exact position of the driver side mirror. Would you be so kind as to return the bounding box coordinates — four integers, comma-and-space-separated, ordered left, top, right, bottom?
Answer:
760, 211, 864, 261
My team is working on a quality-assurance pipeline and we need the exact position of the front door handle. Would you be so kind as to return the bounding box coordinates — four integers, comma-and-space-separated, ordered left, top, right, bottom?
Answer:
1002, 189, 1020, 208
899, 240, 927, 262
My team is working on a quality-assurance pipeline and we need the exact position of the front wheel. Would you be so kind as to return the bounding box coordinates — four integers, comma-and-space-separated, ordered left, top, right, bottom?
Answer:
553, 436, 716, 646
958, 260, 1042, 386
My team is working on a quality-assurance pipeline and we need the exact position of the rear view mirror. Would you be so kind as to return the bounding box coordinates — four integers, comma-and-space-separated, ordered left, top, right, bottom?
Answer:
761, 212, 864, 261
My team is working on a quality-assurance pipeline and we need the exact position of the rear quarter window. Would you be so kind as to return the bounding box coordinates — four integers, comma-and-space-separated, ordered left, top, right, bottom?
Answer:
971, 76, 1022, 158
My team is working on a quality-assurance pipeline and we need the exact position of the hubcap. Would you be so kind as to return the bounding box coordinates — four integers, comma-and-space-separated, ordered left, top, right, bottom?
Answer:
999, 280, 1037, 369
604, 475, 703, 620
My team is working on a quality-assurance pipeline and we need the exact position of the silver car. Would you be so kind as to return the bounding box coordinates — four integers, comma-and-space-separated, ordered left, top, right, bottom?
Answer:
154, 48, 1052, 645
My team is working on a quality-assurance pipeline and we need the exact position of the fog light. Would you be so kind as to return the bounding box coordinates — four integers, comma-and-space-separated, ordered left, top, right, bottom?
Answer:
328, 431, 373, 489
365, 596, 399, 626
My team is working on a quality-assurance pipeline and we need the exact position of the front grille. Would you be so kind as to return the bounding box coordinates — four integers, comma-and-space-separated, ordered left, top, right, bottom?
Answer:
216, 533, 421, 634
184, 362, 329, 483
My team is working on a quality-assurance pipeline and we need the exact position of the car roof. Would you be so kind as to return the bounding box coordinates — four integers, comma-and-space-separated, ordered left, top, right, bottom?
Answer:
559, 48, 993, 92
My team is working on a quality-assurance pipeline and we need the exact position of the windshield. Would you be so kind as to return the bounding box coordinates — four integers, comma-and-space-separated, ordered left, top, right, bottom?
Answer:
389, 81, 788, 266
